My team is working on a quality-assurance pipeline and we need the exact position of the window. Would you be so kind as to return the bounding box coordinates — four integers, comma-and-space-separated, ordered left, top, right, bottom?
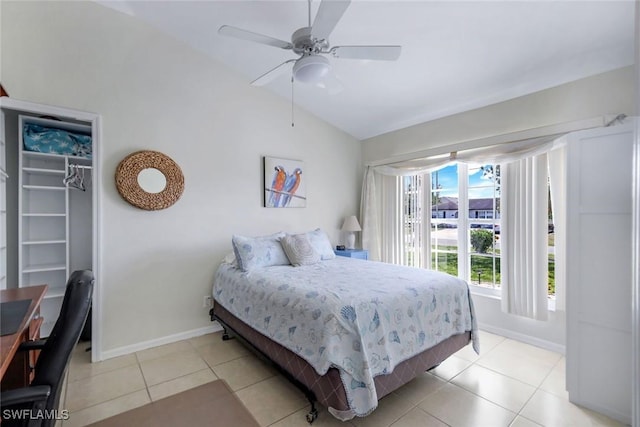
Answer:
428, 164, 501, 289
548, 186, 555, 298
400, 163, 555, 300
467, 164, 501, 290
430, 165, 459, 277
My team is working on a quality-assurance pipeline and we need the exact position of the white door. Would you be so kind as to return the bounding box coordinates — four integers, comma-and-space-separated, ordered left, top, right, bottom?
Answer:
566, 121, 634, 424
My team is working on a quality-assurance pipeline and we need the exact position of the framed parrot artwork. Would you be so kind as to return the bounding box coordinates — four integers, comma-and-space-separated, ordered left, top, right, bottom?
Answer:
263, 156, 306, 208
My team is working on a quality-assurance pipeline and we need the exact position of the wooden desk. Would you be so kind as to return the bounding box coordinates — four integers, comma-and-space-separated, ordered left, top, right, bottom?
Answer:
0, 285, 47, 389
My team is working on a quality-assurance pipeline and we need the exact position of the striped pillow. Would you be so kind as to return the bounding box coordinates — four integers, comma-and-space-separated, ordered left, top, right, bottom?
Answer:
281, 234, 321, 266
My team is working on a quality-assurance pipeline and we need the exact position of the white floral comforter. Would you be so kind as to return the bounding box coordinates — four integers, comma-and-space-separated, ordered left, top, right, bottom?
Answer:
213, 257, 478, 419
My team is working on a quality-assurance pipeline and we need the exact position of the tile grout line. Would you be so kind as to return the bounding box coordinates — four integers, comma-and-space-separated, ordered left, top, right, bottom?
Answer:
67, 331, 572, 427
132, 350, 154, 403
435, 349, 539, 422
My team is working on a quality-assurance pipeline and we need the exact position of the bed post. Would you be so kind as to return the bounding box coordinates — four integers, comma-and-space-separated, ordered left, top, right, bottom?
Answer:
210, 307, 233, 340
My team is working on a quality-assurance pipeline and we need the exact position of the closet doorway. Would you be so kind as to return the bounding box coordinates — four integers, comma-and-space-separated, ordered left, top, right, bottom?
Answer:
0, 97, 102, 362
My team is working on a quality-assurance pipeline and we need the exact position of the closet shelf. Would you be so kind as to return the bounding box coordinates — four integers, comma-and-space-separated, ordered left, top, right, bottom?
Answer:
22, 239, 66, 246
44, 289, 65, 299
22, 263, 66, 274
22, 150, 71, 160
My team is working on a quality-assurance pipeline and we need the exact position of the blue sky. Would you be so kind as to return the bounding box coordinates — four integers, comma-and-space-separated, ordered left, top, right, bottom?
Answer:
432, 164, 498, 199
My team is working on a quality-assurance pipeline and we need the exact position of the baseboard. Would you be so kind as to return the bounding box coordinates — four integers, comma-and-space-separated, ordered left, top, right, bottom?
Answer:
478, 322, 566, 355
99, 323, 223, 361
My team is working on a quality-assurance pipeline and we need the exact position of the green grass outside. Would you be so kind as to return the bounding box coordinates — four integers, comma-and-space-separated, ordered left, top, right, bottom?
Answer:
431, 251, 556, 294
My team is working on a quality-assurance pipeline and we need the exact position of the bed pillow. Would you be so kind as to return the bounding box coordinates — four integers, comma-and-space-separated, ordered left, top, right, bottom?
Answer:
232, 232, 289, 271
306, 228, 336, 260
281, 234, 321, 266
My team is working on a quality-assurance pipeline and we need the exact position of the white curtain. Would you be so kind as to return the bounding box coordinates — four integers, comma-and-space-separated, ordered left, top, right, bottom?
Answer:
360, 167, 381, 261
501, 154, 550, 320
379, 174, 404, 264
361, 134, 566, 266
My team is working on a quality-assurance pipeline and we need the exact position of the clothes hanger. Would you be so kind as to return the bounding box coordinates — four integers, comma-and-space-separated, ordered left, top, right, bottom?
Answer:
64, 164, 86, 191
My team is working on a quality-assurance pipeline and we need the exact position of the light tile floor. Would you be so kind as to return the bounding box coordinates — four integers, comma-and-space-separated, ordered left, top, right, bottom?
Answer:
61, 331, 626, 427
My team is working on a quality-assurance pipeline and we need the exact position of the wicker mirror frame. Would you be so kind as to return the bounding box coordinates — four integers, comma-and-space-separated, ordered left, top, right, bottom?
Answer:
115, 150, 184, 210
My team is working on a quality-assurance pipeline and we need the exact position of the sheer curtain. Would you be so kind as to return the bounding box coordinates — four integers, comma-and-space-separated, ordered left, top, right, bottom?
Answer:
360, 167, 381, 261
361, 160, 446, 265
380, 175, 404, 264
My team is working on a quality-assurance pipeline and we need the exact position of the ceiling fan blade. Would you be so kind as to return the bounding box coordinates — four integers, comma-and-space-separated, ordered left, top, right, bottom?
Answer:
311, 0, 351, 41
331, 45, 402, 61
250, 59, 296, 86
218, 25, 293, 50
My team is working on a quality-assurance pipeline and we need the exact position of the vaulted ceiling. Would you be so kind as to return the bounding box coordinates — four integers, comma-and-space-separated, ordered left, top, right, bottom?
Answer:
97, 1, 636, 140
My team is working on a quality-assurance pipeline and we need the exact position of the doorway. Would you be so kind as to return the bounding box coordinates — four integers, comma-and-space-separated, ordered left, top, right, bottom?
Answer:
0, 97, 102, 362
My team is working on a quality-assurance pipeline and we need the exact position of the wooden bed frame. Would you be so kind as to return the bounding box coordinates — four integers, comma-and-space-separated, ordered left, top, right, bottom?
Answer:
210, 301, 471, 424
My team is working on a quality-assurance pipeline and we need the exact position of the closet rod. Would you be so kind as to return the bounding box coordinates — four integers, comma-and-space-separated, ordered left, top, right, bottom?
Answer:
68, 164, 92, 170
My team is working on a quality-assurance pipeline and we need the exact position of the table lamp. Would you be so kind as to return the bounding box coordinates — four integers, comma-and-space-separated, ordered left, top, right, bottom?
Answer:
341, 215, 362, 250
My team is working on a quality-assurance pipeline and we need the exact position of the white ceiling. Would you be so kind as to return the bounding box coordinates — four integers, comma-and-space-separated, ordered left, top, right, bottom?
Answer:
97, 1, 636, 140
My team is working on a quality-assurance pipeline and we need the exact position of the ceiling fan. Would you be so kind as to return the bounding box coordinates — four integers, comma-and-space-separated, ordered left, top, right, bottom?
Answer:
218, 0, 402, 88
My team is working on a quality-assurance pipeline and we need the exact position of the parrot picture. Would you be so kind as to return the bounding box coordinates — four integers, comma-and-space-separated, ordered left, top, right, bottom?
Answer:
268, 165, 286, 207
281, 168, 302, 207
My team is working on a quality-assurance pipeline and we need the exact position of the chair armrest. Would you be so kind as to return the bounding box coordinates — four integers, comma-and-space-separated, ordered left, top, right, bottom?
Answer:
0, 385, 51, 407
18, 339, 47, 352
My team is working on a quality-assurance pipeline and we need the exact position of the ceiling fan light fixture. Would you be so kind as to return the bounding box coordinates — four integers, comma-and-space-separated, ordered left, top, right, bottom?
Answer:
293, 55, 330, 83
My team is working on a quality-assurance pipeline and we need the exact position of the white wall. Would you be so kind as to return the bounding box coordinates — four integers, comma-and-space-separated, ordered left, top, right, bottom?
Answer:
362, 66, 635, 352
363, 66, 635, 164
1, 1, 362, 356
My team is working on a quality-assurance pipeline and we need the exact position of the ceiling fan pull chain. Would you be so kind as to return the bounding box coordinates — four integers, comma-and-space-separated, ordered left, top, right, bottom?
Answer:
291, 76, 295, 127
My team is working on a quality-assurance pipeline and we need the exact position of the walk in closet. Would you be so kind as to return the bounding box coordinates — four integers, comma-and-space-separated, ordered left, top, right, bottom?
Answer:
0, 98, 100, 349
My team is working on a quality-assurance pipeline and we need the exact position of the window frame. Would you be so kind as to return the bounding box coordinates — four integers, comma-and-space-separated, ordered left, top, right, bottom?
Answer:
426, 162, 556, 308
428, 163, 503, 296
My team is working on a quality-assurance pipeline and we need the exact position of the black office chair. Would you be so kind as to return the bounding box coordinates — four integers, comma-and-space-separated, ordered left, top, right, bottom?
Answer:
1, 270, 94, 427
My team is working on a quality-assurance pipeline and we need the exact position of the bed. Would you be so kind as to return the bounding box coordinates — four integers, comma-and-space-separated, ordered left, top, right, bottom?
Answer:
210, 238, 478, 423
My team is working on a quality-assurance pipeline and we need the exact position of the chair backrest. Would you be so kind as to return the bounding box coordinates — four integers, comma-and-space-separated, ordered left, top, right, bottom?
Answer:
31, 270, 94, 417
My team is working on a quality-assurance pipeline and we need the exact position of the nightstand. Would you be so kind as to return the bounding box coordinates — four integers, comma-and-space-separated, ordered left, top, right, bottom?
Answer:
334, 249, 368, 260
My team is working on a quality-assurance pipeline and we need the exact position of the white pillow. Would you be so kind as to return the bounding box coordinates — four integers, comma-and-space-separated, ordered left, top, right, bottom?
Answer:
232, 232, 290, 272
281, 234, 321, 266
306, 228, 335, 260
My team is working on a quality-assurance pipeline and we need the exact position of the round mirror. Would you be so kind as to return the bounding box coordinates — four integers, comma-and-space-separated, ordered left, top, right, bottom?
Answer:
115, 150, 184, 210
137, 168, 167, 194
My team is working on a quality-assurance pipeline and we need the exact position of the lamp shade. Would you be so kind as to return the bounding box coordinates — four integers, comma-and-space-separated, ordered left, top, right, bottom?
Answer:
293, 55, 330, 83
341, 215, 362, 232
